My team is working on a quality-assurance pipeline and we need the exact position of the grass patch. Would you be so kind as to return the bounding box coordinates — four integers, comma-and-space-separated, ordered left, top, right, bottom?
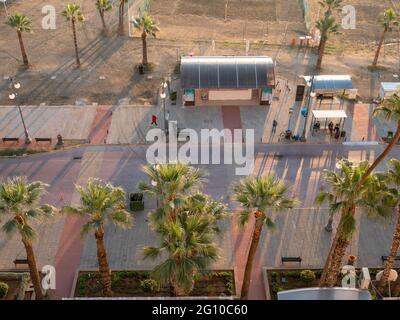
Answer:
0, 148, 48, 157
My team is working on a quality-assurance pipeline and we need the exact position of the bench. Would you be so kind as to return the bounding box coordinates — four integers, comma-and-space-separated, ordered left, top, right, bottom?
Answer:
381, 256, 400, 264
35, 138, 52, 143
13, 258, 29, 267
281, 256, 302, 265
2, 137, 19, 142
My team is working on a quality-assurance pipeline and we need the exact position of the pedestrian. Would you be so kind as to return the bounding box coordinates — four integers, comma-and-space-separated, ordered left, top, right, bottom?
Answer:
328, 121, 334, 136
272, 119, 278, 134
151, 114, 158, 126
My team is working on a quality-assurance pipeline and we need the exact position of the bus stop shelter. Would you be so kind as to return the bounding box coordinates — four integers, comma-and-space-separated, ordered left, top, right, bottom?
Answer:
311, 109, 347, 132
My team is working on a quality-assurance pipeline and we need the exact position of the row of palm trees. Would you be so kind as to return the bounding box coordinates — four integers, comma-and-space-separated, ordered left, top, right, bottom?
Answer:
5, 2, 159, 68
1, 155, 400, 300
316, 0, 399, 70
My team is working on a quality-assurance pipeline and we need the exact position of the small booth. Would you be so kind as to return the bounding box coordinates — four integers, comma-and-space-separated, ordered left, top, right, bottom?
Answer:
379, 82, 400, 99
299, 75, 355, 102
311, 109, 347, 139
181, 56, 276, 107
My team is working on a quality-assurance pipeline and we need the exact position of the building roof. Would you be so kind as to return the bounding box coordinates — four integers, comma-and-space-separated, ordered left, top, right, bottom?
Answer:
312, 110, 347, 119
381, 82, 400, 92
303, 75, 353, 91
181, 56, 275, 89
277, 287, 371, 300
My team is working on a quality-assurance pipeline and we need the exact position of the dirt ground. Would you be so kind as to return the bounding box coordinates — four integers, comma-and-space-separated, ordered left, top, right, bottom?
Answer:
0, 0, 399, 105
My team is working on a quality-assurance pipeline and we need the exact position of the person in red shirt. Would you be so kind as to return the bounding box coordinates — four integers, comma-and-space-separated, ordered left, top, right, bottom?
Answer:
151, 114, 157, 126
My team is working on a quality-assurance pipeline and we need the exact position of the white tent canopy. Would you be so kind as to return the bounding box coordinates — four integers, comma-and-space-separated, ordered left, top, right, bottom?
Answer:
312, 110, 347, 119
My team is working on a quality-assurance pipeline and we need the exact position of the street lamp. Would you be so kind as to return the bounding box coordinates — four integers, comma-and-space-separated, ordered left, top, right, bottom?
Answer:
160, 80, 168, 135
300, 75, 316, 142
0, 0, 8, 17
9, 78, 32, 144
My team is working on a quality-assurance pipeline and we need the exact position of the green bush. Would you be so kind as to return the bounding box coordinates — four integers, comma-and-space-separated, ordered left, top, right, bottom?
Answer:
271, 282, 283, 293
271, 272, 278, 281
170, 91, 177, 101
0, 282, 9, 299
300, 270, 316, 284
140, 279, 159, 293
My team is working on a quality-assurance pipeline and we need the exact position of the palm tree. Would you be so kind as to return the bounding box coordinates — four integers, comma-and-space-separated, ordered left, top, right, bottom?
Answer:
6, 13, 32, 67
61, 4, 85, 67
316, 160, 393, 287
318, 0, 343, 15
372, 8, 399, 68
0, 177, 57, 300
143, 194, 225, 296
118, 0, 128, 35
377, 159, 400, 294
356, 94, 400, 189
131, 13, 159, 65
62, 179, 133, 297
316, 13, 339, 70
232, 176, 297, 300
96, 0, 113, 35
138, 163, 205, 223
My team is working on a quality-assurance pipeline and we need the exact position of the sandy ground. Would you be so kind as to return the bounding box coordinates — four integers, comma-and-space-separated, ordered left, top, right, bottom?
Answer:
0, 0, 399, 106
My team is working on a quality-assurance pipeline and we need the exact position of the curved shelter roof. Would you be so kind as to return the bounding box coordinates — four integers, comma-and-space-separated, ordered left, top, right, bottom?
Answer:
181, 56, 275, 90
303, 75, 353, 91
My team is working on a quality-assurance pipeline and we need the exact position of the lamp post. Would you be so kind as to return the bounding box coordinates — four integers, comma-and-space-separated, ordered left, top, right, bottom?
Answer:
8, 78, 32, 144
160, 80, 168, 136
300, 75, 316, 142
0, 0, 8, 17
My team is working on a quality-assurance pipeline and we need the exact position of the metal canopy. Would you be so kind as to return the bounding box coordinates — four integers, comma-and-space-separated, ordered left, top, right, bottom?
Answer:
381, 82, 400, 92
312, 110, 347, 119
181, 56, 274, 89
303, 75, 353, 91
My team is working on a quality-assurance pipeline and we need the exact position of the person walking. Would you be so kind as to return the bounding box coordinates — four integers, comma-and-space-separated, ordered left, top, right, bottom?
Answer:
272, 119, 278, 134
328, 121, 334, 136
151, 114, 158, 126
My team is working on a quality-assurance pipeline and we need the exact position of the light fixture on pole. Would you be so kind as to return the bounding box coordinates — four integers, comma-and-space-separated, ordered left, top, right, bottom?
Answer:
9, 78, 32, 145
300, 76, 315, 142
0, 0, 8, 17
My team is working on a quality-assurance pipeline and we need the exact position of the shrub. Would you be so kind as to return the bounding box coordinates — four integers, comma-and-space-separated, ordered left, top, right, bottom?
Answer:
300, 270, 316, 284
140, 279, 159, 293
271, 282, 283, 293
170, 91, 177, 101
271, 272, 278, 281
0, 282, 9, 299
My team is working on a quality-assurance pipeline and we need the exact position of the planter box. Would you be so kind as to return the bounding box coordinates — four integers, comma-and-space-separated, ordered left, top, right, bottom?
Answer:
71, 269, 237, 299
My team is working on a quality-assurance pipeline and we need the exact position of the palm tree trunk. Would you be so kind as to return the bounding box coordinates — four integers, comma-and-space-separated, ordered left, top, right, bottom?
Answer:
99, 11, 108, 34
142, 31, 148, 65
316, 35, 327, 70
319, 224, 341, 285
17, 30, 29, 66
240, 211, 264, 300
118, 1, 125, 35
71, 20, 81, 67
357, 121, 400, 191
22, 238, 43, 300
324, 231, 350, 287
377, 207, 400, 293
94, 229, 113, 297
373, 30, 386, 67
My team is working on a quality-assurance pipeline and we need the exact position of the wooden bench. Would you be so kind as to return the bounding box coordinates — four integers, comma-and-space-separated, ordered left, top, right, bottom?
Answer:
35, 138, 52, 143
2, 137, 19, 142
13, 258, 29, 268
381, 256, 400, 264
281, 256, 302, 265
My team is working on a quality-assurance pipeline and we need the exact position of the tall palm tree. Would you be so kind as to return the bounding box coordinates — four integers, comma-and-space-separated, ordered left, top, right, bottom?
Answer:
96, 0, 113, 35
232, 176, 297, 300
6, 13, 32, 67
372, 8, 399, 68
318, 0, 343, 15
316, 160, 393, 287
377, 159, 400, 294
61, 4, 85, 67
316, 13, 340, 70
131, 13, 159, 65
356, 94, 400, 189
138, 163, 205, 223
0, 177, 57, 300
62, 179, 133, 297
143, 194, 225, 296
118, 0, 128, 35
